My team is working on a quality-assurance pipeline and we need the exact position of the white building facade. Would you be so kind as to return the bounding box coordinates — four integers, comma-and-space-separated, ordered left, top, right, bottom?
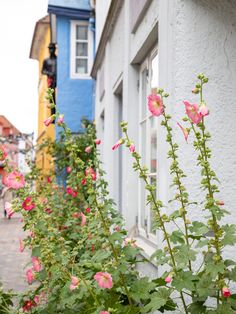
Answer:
92, 0, 236, 276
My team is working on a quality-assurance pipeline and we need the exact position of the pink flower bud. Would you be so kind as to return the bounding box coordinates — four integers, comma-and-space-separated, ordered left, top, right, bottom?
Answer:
129, 143, 135, 153
85, 146, 92, 153
85, 207, 91, 213
216, 200, 224, 206
165, 276, 172, 283
95, 139, 101, 145
222, 286, 231, 297
66, 166, 72, 173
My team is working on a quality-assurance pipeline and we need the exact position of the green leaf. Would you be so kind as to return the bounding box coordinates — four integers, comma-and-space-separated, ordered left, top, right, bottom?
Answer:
130, 277, 156, 302
170, 230, 185, 244
205, 261, 225, 278
221, 225, 236, 246
141, 288, 170, 313
172, 271, 197, 292
195, 275, 216, 297
230, 266, 236, 282
189, 221, 209, 237
32, 246, 41, 257
188, 301, 207, 314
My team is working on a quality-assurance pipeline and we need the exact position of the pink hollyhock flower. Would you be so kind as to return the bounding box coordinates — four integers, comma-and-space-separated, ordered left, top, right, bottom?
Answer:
70, 275, 79, 290
94, 272, 113, 289
183, 101, 202, 124
112, 139, 123, 151
5, 202, 14, 218
165, 276, 172, 283
22, 300, 36, 312
177, 122, 189, 142
47, 176, 52, 184
72, 212, 80, 218
43, 115, 55, 127
85, 168, 96, 181
124, 238, 137, 247
19, 238, 25, 253
100, 312, 110, 314
22, 197, 35, 211
26, 268, 34, 285
129, 143, 135, 153
147, 93, 164, 116
32, 257, 41, 272
81, 178, 86, 185
85, 146, 92, 153
3, 171, 25, 189
45, 208, 53, 214
80, 212, 86, 226
199, 102, 209, 117
114, 226, 121, 232
222, 286, 231, 297
95, 139, 101, 145
57, 114, 64, 125
66, 187, 78, 197
66, 166, 72, 173
33, 295, 40, 305
0, 145, 7, 161
85, 207, 91, 213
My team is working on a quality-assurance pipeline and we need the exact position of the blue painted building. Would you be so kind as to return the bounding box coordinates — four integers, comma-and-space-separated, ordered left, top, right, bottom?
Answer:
48, 0, 95, 136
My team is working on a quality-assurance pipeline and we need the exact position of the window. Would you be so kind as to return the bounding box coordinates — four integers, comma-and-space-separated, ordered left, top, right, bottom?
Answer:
70, 21, 93, 78
138, 48, 159, 242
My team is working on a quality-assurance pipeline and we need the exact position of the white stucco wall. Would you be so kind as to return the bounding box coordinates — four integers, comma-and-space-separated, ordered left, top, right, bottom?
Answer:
95, 0, 236, 281
95, 0, 111, 49
159, 0, 236, 259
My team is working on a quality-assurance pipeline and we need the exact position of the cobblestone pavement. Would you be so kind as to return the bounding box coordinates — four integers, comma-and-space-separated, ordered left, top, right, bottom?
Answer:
0, 206, 30, 293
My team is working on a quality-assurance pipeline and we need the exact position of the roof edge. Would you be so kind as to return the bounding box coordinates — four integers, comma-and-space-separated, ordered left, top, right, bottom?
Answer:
91, 0, 123, 78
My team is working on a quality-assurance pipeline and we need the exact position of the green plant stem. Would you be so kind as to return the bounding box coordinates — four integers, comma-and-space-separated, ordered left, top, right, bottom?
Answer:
124, 130, 188, 314
162, 110, 192, 273
93, 195, 134, 309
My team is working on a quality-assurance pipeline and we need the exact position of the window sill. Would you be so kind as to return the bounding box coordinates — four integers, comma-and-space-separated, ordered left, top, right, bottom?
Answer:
135, 235, 157, 261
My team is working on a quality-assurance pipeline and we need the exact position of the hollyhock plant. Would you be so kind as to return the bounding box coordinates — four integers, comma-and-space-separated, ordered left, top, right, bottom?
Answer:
129, 143, 135, 152
22, 197, 35, 211
3, 170, 25, 189
5, 202, 14, 218
147, 93, 164, 116
43, 115, 55, 127
26, 268, 34, 285
94, 272, 113, 289
222, 287, 231, 298
57, 114, 64, 125
85, 167, 96, 181
85, 146, 92, 153
66, 166, 72, 173
165, 276, 172, 283
183, 100, 202, 124
199, 102, 209, 116
66, 187, 78, 197
32, 257, 41, 272
95, 139, 101, 145
0, 145, 7, 161
112, 139, 124, 151
177, 122, 189, 142
69, 276, 79, 291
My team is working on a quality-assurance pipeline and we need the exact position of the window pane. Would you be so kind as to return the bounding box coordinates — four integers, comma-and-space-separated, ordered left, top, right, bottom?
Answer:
75, 59, 88, 74
151, 53, 158, 91
141, 121, 146, 165
76, 43, 88, 57
150, 117, 157, 173
76, 25, 88, 40
140, 179, 146, 229
141, 68, 147, 120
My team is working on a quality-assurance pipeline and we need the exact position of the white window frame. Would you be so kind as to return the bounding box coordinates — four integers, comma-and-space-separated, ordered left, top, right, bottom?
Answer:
138, 47, 159, 244
70, 20, 93, 79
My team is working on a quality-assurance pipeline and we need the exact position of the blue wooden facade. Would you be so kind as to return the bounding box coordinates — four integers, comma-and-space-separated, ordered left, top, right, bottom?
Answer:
48, 0, 95, 137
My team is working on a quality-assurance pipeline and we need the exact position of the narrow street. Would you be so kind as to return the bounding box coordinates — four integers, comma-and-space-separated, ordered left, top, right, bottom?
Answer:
0, 208, 30, 292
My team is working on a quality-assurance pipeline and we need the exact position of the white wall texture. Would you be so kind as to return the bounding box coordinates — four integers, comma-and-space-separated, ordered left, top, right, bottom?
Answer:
95, 0, 236, 280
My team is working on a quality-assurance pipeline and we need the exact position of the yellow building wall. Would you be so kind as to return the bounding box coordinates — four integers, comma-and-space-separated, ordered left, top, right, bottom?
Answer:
36, 28, 55, 175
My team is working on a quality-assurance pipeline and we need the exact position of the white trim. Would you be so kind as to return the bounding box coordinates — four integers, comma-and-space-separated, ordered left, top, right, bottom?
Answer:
70, 20, 94, 79
138, 46, 159, 245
